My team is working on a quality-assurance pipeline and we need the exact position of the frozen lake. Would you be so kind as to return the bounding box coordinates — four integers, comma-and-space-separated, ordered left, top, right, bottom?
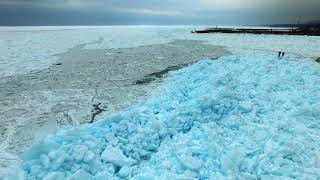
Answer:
0, 26, 320, 178
1, 26, 320, 78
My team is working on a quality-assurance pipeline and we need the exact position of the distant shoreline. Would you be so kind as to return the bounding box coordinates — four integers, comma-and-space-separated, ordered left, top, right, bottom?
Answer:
192, 24, 320, 36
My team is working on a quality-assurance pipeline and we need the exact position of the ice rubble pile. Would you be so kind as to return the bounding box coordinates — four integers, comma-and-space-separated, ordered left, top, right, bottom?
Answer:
3, 54, 320, 179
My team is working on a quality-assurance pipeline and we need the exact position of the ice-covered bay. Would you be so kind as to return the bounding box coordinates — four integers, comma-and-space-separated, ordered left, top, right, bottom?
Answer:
3, 54, 320, 179
1, 26, 319, 78
1, 26, 320, 178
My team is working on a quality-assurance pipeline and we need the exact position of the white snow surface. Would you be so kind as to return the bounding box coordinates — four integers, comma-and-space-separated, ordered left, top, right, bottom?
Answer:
1, 26, 319, 78
2, 53, 320, 179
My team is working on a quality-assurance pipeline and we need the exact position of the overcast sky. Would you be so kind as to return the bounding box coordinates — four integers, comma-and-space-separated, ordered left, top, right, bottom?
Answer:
0, 0, 319, 26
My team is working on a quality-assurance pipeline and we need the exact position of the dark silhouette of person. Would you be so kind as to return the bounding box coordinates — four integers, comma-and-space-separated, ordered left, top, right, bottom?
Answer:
278, 51, 281, 57
282, 52, 285, 57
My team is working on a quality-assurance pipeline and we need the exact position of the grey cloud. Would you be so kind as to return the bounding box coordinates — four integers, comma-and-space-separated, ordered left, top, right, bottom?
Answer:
0, 0, 319, 25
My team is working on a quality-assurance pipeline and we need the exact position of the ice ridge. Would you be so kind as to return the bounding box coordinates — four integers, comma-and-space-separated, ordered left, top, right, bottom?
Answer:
2, 54, 320, 179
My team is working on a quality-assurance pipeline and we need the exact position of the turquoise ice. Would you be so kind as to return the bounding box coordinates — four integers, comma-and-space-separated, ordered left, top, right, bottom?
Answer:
3, 54, 320, 179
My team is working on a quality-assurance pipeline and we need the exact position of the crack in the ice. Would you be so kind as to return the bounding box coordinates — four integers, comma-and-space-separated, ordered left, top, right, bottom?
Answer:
135, 64, 190, 85
90, 102, 106, 123
135, 57, 219, 85
90, 88, 106, 123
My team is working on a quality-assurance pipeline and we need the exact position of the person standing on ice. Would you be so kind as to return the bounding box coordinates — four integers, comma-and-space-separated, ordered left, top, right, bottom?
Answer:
278, 51, 285, 58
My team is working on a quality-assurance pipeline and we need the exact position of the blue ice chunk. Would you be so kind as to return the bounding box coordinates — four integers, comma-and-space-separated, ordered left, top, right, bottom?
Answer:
118, 166, 133, 178
94, 171, 114, 180
179, 155, 203, 171
101, 146, 136, 167
40, 154, 50, 168
83, 151, 95, 162
43, 172, 65, 180
238, 101, 253, 113
67, 169, 92, 180
72, 145, 89, 162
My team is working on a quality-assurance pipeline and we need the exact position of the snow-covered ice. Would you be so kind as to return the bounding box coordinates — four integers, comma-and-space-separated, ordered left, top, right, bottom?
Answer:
1, 26, 319, 78
0, 26, 186, 78
2, 53, 320, 179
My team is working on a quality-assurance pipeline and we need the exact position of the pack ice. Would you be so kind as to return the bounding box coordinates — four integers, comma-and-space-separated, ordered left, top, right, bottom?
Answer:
2, 54, 320, 179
